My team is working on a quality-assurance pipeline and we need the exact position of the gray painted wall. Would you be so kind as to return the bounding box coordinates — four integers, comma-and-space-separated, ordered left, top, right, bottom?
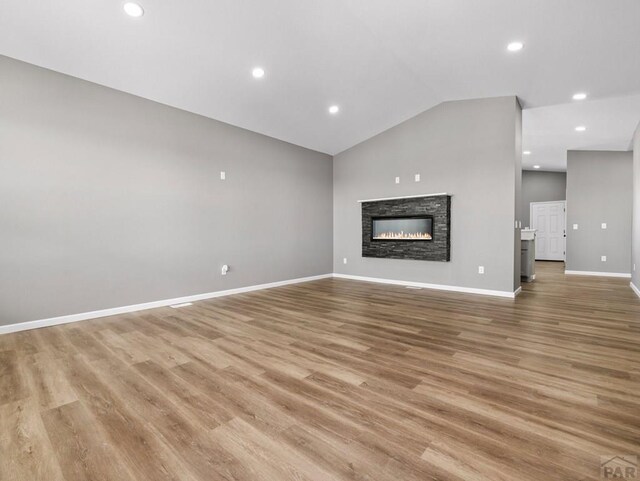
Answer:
521, 171, 567, 228
513, 102, 522, 291
566, 151, 633, 274
333, 96, 521, 294
0, 56, 333, 327
633, 125, 640, 289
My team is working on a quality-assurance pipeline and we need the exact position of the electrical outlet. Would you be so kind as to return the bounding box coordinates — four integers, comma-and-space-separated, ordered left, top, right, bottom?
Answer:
414, 174, 421, 182
221, 264, 229, 275
395, 176, 400, 184
601, 256, 607, 262
220, 171, 226, 180
601, 223, 607, 229
343, 258, 347, 264
478, 266, 485, 274
573, 224, 579, 230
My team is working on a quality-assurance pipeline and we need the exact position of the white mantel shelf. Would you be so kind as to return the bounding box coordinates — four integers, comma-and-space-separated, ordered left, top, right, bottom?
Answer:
357, 193, 449, 203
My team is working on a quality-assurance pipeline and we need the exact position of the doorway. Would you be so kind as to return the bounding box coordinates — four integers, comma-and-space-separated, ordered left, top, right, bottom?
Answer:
530, 201, 566, 261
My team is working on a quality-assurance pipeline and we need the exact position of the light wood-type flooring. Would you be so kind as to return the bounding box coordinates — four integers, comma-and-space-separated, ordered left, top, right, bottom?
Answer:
1, 262, 640, 481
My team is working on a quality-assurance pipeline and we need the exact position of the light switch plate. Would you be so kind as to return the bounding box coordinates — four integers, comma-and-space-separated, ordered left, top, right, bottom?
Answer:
601, 223, 607, 229
414, 174, 421, 182
343, 258, 347, 264
395, 177, 400, 184
220, 171, 226, 180
478, 266, 485, 274
573, 224, 579, 230
601, 256, 607, 262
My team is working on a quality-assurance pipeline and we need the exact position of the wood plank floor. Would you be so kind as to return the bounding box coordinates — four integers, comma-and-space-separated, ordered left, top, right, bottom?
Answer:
1, 262, 639, 481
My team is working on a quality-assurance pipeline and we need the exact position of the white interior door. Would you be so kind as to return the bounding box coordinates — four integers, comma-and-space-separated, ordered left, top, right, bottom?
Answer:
530, 201, 566, 261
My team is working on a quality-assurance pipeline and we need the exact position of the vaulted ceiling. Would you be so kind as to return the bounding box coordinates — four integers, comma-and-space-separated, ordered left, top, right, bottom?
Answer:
1, 0, 639, 169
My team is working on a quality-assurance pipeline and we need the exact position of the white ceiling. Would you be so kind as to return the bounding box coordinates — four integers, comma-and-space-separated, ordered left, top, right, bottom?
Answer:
523, 95, 640, 171
1, 0, 639, 162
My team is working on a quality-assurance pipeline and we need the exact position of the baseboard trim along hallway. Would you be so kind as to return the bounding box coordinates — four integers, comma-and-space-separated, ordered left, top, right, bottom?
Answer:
0, 273, 333, 335
564, 270, 632, 278
631, 282, 640, 299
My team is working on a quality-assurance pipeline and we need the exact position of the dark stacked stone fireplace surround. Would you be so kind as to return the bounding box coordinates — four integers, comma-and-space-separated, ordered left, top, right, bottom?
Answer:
361, 194, 451, 261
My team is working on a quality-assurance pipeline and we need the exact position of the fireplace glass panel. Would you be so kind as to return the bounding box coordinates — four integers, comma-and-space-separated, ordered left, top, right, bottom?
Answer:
372, 216, 433, 241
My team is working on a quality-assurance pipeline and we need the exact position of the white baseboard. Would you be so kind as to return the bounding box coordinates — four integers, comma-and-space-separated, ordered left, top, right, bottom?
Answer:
332, 273, 519, 298
514, 286, 522, 297
0, 273, 333, 336
631, 282, 640, 299
0, 271, 528, 336
564, 270, 632, 278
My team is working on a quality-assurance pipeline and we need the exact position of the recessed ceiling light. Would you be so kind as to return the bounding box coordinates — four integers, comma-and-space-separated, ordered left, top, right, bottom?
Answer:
523, 151, 531, 155
575, 126, 586, 132
533, 165, 541, 169
572, 92, 587, 100
507, 41, 524, 52
252, 67, 265, 79
328, 105, 340, 114
123, 2, 144, 17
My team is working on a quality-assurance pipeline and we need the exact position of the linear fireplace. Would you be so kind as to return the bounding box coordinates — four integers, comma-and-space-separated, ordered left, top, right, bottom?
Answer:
372, 216, 433, 241
360, 194, 451, 261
